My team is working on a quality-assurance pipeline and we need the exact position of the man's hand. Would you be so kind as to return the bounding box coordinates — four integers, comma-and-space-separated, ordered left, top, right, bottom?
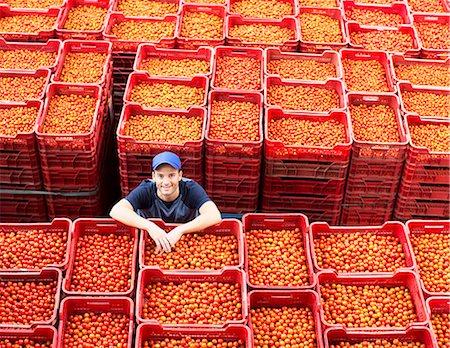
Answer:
146, 225, 172, 254
166, 226, 184, 248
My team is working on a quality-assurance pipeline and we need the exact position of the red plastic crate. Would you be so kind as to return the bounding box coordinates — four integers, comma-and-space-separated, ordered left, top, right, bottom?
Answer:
111, 0, 180, 16
206, 91, 263, 159
136, 268, 248, 327
347, 93, 408, 160
205, 175, 259, 195
398, 82, 450, 119
134, 44, 213, 78
264, 157, 350, 179
347, 22, 421, 56
340, 205, 394, 226
36, 83, 102, 153
0, 7, 60, 41
209, 192, 259, 213
0, 68, 51, 102
408, 0, 450, 13
57, 297, 134, 348
0, 326, 57, 347
103, 13, 177, 53
343, 1, 412, 27
299, 7, 349, 53
342, 191, 397, 209
0, 268, 62, 328
41, 165, 101, 192
340, 48, 397, 93
177, 4, 226, 49
205, 156, 262, 178
56, 0, 111, 40
401, 161, 450, 184
310, 221, 416, 275
211, 46, 264, 92
228, 0, 298, 18
347, 156, 405, 178
265, 76, 346, 113
0, 218, 71, 271
139, 218, 244, 270
398, 181, 450, 201
406, 219, 450, 297
261, 192, 344, 211
0, 0, 65, 9
226, 15, 299, 51
135, 323, 251, 347
395, 198, 450, 220
263, 176, 346, 196
242, 213, 316, 289
391, 54, 450, 88
257, 205, 341, 224
404, 115, 450, 166
426, 296, 450, 345
413, 13, 450, 60
345, 174, 402, 195
264, 107, 352, 162
45, 191, 104, 220
0, 166, 42, 190
324, 327, 436, 348
123, 72, 208, 110
316, 270, 429, 331
117, 103, 206, 158
0, 192, 47, 222
62, 218, 138, 296
248, 290, 324, 348
265, 48, 343, 81
52, 40, 112, 86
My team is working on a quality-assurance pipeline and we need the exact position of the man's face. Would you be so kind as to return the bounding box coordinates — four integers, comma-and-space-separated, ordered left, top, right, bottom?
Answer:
152, 164, 182, 200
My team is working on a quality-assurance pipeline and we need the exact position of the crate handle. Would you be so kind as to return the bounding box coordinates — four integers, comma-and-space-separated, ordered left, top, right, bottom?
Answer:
86, 301, 113, 306
354, 53, 372, 58
271, 295, 293, 299
371, 145, 391, 151
362, 96, 380, 102
229, 94, 245, 99
424, 224, 445, 229
78, 43, 101, 50
424, 16, 439, 21
224, 143, 244, 148
231, 49, 249, 54
263, 218, 284, 222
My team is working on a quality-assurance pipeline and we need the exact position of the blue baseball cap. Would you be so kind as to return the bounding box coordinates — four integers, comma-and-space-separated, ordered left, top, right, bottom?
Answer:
152, 151, 182, 170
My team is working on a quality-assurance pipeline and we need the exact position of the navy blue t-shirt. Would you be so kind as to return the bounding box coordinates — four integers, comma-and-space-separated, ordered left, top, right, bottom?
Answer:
125, 178, 211, 223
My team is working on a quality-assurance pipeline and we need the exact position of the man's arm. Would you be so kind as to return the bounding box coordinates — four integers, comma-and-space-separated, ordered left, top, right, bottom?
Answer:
166, 200, 222, 247
109, 198, 172, 253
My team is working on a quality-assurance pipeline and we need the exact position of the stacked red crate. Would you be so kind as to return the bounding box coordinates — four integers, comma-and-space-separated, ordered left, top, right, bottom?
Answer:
342, 93, 407, 225
412, 13, 449, 60
426, 297, 450, 347
0, 39, 61, 222
395, 116, 450, 221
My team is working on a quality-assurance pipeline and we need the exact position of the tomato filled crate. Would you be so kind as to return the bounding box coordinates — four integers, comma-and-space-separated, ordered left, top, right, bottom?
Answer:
117, 103, 206, 158
346, 23, 421, 57
317, 270, 429, 332
135, 323, 251, 348
242, 213, 316, 290
62, 218, 138, 297
0, 7, 61, 42
257, 205, 341, 225
205, 90, 263, 159
123, 72, 209, 110
340, 49, 397, 94
398, 82, 450, 119
0, 268, 62, 328
134, 44, 214, 78
0, 68, 51, 103
299, 7, 349, 53
0, 326, 57, 347
103, 13, 177, 53
0, 192, 48, 223
56, 0, 111, 40
135, 268, 248, 327
406, 220, 450, 297
211, 46, 264, 92
226, 16, 299, 51
343, 1, 412, 27
264, 108, 352, 162
324, 327, 436, 348
139, 218, 244, 271
0, 218, 72, 272
248, 290, 324, 348
426, 296, 450, 347
403, 115, 450, 167
0, 38, 61, 71
412, 13, 450, 60
227, 0, 298, 18
265, 77, 346, 114
110, 0, 181, 16
309, 221, 416, 276
264, 48, 343, 81
177, 4, 226, 49
57, 297, 134, 348
347, 93, 408, 160
390, 54, 450, 89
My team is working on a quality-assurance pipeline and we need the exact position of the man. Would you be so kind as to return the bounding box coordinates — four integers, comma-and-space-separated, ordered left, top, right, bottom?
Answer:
110, 151, 222, 254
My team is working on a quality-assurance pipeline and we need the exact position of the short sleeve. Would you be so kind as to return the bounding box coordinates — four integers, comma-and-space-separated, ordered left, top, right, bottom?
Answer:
184, 180, 211, 210
125, 180, 153, 211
